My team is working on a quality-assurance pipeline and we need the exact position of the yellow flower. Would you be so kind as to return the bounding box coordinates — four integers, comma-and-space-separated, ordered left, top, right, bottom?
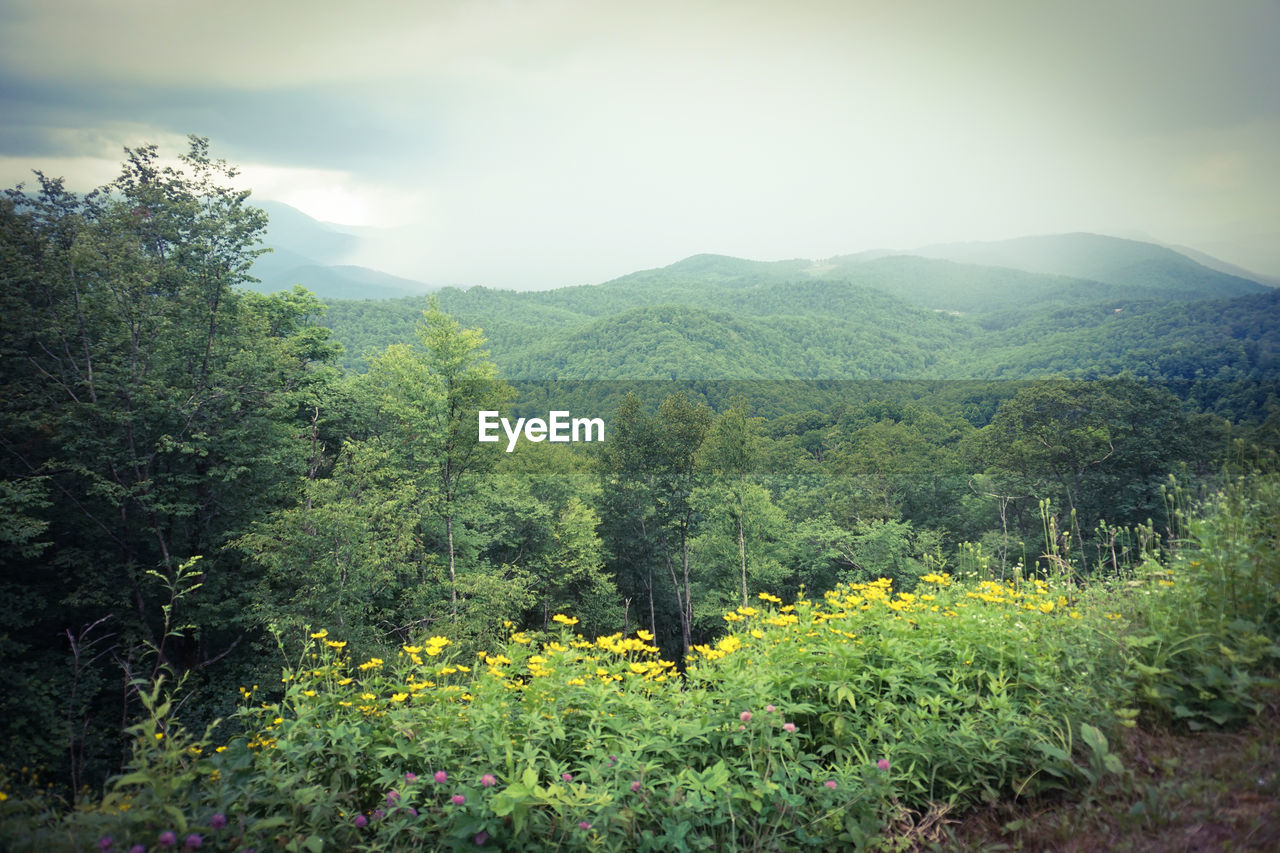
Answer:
552, 613, 579, 625
636, 629, 654, 641
337, 677, 353, 686
325, 640, 347, 649
215, 746, 227, 754
302, 690, 316, 697
360, 692, 376, 701
358, 658, 383, 671
154, 733, 164, 741
390, 693, 408, 703
310, 629, 329, 639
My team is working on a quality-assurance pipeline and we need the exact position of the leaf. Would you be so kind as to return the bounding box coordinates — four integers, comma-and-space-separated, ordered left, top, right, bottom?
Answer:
1080, 722, 1108, 755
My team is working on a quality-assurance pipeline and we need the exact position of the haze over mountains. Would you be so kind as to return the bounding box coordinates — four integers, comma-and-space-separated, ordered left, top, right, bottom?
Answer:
250, 202, 1273, 303
247, 201, 1277, 413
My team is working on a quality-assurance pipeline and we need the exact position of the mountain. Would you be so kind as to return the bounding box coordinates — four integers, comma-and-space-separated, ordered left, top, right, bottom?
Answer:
907, 233, 1268, 298
245, 201, 436, 299
317, 233, 1280, 416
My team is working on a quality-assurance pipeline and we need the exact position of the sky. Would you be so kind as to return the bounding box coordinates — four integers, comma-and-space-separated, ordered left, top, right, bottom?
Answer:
2, 0, 1278, 290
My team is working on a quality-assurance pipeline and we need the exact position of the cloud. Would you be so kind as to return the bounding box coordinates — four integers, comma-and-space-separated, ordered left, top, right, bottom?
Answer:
2, 0, 1278, 285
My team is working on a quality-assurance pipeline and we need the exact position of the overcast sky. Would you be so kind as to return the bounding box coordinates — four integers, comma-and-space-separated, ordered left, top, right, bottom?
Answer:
2, 0, 1278, 289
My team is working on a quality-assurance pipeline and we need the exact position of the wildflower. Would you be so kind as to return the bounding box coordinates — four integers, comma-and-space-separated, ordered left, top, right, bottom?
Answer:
209, 813, 227, 830
387, 790, 399, 806
578, 821, 592, 830
552, 613, 579, 625
158, 831, 177, 847
877, 758, 890, 771
310, 629, 328, 639
783, 722, 797, 733
405, 772, 418, 782
740, 710, 752, 722
631, 780, 643, 792
481, 773, 497, 787
185, 834, 203, 848
824, 780, 837, 789
452, 794, 466, 805
434, 770, 448, 784
608, 755, 618, 765
562, 772, 573, 782
354, 814, 368, 828
98, 838, 113, 851
475, 831, 490, 845
765, 704, 776, 713
129, 846, 146, 853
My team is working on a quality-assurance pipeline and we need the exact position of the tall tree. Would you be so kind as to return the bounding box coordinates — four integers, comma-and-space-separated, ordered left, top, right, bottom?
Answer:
366, 300, 511, 619
0, 138, 337, 785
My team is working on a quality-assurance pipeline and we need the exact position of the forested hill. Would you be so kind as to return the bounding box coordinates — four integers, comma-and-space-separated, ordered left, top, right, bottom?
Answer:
318, 237, 1277, 391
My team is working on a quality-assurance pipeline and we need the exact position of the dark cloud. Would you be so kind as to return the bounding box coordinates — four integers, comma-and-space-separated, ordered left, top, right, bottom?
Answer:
0, 72, 440, 176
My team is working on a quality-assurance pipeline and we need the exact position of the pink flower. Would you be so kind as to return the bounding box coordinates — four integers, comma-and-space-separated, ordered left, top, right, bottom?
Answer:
630, 780, 643, 792
404, 772, 418, 782
561, 772, 573, 782
452, 794, 466, 805
740, 711, 752, 722
209, 813, 227, 830
158, 831, 176, 847
184, 835, 203, 849
765, 704, 777, 713
578, 821, 592, 830
434, 770, 448, 784
98, 838, 113, 851
474, 830, 490, 845
481, 773, 497, 787
783, 722, 797, 733
877, 758, 890, 771
386, 790, 399, 806
354, 814, 368, 828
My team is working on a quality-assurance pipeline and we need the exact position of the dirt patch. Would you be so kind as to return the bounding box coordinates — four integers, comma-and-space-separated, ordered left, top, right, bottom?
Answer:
941, 693, 1280, 852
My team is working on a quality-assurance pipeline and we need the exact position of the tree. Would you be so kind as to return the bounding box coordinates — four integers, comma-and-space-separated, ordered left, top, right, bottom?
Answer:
698, 396, 764, 607
0, 138, 338, 786
366, 300, 512, 620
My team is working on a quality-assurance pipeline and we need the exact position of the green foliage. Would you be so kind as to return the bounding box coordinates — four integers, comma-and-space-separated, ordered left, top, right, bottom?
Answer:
1115, 473, 1280, 731
0, 138, 340, 786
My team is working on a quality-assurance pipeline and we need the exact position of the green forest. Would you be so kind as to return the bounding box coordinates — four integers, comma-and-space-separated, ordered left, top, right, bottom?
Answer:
2, 140, 1278, 850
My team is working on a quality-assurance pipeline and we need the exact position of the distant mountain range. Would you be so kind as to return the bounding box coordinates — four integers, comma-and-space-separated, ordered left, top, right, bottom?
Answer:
244, 202, 1274, 303
245, 201, 436, 299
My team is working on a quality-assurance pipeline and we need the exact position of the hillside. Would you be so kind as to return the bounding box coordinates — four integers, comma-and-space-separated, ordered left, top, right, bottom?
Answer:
318, 235, 1278, 399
